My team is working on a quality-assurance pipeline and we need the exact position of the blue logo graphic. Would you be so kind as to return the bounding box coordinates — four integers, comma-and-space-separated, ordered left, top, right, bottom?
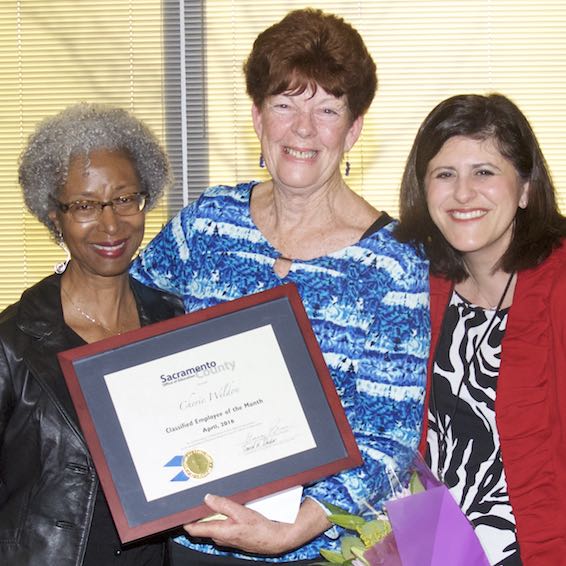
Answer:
164, 455, 190, 481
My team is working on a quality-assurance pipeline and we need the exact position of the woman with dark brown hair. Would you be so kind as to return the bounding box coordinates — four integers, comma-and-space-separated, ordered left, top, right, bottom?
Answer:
131, 8, 430, 565
396, 93, 566, 565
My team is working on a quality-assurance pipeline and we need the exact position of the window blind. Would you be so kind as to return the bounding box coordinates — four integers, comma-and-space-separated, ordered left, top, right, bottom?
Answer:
0, 0, 170, 308
1, 0, 565, 310
198, 0, 566, 214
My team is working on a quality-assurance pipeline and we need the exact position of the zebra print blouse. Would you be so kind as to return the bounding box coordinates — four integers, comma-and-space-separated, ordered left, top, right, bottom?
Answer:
426, 291, 522, 566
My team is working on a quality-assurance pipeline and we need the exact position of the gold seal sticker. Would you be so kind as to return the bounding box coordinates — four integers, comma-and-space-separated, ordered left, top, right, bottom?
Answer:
182, 450, 213, 479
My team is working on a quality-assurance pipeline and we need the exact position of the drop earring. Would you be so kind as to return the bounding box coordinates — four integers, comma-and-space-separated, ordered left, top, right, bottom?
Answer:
344, 159, 351, 177
259, 153, 265, 169
54, 232, 71, 274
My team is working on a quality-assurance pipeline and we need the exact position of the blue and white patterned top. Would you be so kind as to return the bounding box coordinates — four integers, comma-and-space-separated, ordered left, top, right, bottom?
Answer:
130, 181, 429, 561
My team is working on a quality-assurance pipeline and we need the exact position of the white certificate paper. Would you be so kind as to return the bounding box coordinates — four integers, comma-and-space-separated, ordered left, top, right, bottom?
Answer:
104, 324, 316, 502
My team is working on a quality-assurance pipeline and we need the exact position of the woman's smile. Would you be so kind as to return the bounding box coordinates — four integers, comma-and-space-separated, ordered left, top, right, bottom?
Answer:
447, 208, 488, 221
283, 146, 318, 160
91, 238, 129, 258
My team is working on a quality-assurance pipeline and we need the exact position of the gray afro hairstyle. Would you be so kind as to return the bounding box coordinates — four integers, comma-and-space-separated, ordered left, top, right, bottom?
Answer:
18, 102, 172, 238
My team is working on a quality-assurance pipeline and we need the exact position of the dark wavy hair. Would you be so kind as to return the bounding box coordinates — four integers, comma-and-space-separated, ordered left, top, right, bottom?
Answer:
395, 93, 566, 281
243, 8, 377, 120
19, 102, 172, 239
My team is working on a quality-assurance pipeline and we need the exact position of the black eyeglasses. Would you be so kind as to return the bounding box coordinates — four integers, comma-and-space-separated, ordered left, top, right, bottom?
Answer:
50, 192, 149, 223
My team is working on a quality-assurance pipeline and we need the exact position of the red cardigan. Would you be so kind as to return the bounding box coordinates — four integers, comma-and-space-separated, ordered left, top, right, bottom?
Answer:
419, 242, 566, 565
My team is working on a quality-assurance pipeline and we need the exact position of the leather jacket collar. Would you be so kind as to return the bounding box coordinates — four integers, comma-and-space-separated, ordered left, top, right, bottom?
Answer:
13, 273, 183, 342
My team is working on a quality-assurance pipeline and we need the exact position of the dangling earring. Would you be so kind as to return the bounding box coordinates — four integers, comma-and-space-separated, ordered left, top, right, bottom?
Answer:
344, 159, 351, 177
259, 153, 265, 169
54, 232, 71, 274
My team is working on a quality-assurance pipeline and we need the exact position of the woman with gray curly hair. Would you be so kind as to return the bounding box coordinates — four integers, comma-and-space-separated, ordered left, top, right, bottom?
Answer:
20, 102, 169, 240
0, 102, 183, 565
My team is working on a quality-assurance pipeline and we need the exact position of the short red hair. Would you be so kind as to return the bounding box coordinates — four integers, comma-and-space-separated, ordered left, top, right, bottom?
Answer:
244, 8, 377, 120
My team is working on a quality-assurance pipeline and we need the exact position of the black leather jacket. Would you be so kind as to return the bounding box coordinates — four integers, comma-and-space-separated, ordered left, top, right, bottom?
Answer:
0, 274, 183, 566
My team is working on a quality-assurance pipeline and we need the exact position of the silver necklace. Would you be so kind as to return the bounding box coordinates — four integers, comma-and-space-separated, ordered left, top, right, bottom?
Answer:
61, 285, 125, 335
431, 271, 515, 483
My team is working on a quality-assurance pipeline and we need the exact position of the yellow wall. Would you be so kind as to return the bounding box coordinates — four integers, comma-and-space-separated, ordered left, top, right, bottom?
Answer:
0, 1, 168, 307
1, 0, 565, 309
205, 1, 566, 215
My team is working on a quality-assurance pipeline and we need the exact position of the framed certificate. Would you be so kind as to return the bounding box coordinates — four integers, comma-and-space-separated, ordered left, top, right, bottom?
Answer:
58, 283, 362, 543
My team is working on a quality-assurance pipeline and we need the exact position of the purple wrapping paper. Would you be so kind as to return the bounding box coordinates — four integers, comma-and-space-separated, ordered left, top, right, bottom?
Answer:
383, 468, 490, 566
356, 454, 490, 566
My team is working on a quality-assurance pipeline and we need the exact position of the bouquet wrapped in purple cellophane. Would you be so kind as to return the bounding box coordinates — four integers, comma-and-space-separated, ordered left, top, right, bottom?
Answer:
318, 452, 490, 566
